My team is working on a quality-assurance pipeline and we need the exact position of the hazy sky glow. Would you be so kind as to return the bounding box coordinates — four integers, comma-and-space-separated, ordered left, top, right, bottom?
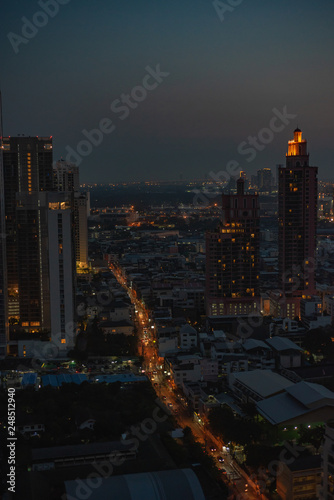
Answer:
2, 0, 334, 182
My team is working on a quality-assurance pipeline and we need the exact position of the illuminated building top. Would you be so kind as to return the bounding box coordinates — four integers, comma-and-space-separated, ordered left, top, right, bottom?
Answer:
286, 128, 309, 167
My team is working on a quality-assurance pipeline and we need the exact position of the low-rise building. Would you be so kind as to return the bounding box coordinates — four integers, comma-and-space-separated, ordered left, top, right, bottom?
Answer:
200, 358, 219, 382
265, 337, 303, 369
277, 455, 322, 500
179, 324, 198, 349
165, 354, 202, 386
242, 339, 275, 370
99, 320, 134, 336
229, 369, 294, 404
257, 381, 334, 426
182, 382, 204, 411
321, 423, 334, 499
31, 441, 137, 471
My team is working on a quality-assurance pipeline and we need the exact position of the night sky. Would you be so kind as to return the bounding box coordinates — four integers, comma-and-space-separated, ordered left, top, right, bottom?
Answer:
2, 0, 334, 183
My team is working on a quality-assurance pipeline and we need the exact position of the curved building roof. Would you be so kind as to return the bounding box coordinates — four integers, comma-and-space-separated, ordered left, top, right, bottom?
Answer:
65, 469, 206, 500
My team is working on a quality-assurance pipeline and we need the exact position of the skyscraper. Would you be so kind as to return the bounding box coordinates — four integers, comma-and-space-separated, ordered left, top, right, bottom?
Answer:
277, 128, 318, 319
53, 160, 80, 191
0, 95, 9, 358
257, 168, 273, 193
54, 160, 89, 269
3, 136, 54, 302
206, 178, 260, 316
2, 136, 76, 355
15, 192, 51, 334
47, 192, 76, 350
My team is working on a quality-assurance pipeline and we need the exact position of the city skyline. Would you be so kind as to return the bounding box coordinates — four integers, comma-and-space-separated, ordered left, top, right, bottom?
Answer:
2, 0, 334, 182
2, 3, 334, 499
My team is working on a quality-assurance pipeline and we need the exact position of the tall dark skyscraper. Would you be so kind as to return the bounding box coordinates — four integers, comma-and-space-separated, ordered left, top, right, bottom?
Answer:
206, 178, 260, 316
0, 95, 9, 358
3, 136, 54, 298
277, 128, 318, 319
2, 136, 76, 355
257, 168, 273, 193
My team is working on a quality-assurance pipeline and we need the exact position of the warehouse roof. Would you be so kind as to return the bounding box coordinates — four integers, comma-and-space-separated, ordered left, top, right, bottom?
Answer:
65, 469, 205, 500
257, 381, 334, 425
32, 440, 132, 462
233, 369, 294, 399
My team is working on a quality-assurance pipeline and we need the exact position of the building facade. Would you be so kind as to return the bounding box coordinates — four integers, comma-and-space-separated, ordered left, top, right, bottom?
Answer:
54, 160, 89, 269
277, 128, 318, 319
13, 192, 76, 349
0, 96, 9, 357
2, 136, 54, 315
321, 424, 334, 499
277, 456, 322, 500
2, 138, 76, 355
257, 167, 273, 193
47, 192, 76, 349
206, 178, 260, 316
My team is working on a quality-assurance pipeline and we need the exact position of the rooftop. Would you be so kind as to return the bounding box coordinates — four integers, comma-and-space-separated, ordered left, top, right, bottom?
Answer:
257, 381, 334, 425
287, 454, 321, 472
65, 469, 205, 500
265, 337, 303, 352
233, 369, 294, 398
32, 440, 133, 462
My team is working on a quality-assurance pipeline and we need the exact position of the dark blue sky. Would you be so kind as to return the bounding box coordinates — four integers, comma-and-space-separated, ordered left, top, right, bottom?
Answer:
2, 0, 334, 182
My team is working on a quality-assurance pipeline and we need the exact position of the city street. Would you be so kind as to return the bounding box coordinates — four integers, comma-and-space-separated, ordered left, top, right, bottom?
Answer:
110, 261, 262, 499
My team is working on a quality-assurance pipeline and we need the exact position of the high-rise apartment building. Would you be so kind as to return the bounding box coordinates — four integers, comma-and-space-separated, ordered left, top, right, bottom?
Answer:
47, 192, 76, 349
0, 95, 9, 358
54, 160, 89, 269
15, 192, 51, 333
54, 160, 79, 191
206, 178, 260, 316
257, 168, 273, 192
2, 137, 76, 354
277, 128, 318, 319
14, 191, 76, 352
2, 136, 54, 300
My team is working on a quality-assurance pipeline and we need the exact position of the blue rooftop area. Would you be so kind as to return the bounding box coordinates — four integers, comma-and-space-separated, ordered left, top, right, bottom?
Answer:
41, 373, 88, 387
21, 372, 37, 386
94, 374, 147, 384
